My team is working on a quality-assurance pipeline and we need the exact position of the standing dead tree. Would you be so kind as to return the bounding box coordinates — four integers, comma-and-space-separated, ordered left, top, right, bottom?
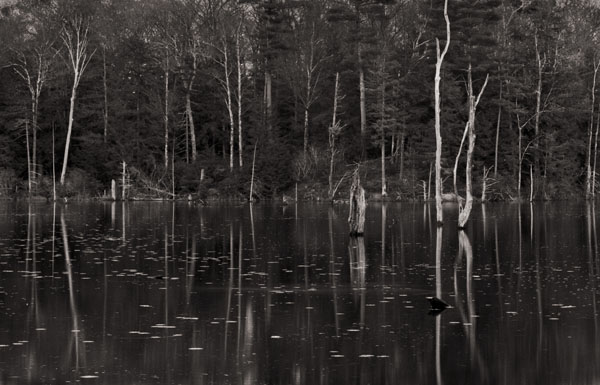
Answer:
59, 16, 95, 186
433, 0, 450, 224
348, 168, 366, 237
328, 72, 345, 201
458, 67, 489, 228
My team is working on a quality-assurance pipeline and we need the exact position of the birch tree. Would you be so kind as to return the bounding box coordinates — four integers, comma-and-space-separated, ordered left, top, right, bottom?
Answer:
283, 2, 327, 161
59, 16, 95, 186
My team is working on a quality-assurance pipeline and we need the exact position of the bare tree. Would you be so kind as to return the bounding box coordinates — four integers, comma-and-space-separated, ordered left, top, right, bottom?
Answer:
433, 0, 450, 224
587, 57, 600, 197
328, 72, 345, 201
458, 66, 489, 228
12, 42, 56, 191
59, 16, 95, 186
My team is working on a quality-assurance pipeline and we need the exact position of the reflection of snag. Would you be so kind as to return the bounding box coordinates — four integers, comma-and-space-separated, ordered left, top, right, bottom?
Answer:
348, 170, 366, 236
348, 237, 366, 289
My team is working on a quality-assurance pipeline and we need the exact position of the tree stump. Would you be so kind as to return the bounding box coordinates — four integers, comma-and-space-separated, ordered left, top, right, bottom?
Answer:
348, 172, 366, 236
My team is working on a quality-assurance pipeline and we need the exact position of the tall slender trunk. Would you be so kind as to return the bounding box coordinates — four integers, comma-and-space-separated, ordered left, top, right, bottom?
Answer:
399, 130, 405, 181
534, 33, 543, 198
593, 103, 600, 195
433, 0, 450, 224
303, 107, 309, 160
264, 69, 272, 137
236, 30, 243, 168
164, 65, 169, 170
223, 44, 235, 171
103, 47, 108, 143
359, 65, 366, 137
380, 69, 386, 197
518, 122, 522, 200
328, 72, 340, 200
25, 120, 32, 195
494, 82, 502, 179
31, 99, 38, 183
458, 67, 488, 228
60, 79, 77, 185
587, 60, 599, 197
185, 90, 197, 162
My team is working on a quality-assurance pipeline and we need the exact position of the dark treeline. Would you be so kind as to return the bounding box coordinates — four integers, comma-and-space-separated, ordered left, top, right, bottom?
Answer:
0, 0, 599, 201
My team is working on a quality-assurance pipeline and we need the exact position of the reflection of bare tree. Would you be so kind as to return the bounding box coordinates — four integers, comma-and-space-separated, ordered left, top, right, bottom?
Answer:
435, 227, 442, 385
454, 230, 488, 381
328, 207, 340, 337
25, 205, 40, 382
61, 209, 85, 373
586, 202, 599, 367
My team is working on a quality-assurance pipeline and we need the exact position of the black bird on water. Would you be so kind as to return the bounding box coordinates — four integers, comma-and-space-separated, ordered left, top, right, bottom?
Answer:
427, 296, 450, 311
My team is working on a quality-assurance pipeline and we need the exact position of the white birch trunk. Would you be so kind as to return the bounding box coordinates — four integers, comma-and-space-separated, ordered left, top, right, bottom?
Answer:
534, 33, 543, 198
222, 42, 235, 171
236, 29, 243, 168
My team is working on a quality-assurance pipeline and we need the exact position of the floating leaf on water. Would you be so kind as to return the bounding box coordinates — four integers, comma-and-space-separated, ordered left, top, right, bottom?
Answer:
331, 354, 344, 358
377, 355, 390, 358
83, 341, 94, 343
270, 335, 282, 339
189, 347, 204, 351
359, 354, 374, 358
35, 328, 46, 331
81, 375, 99, 379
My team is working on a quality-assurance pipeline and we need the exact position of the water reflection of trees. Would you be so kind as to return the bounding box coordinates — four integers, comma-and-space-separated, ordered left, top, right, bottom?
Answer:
6, 203, 600, 384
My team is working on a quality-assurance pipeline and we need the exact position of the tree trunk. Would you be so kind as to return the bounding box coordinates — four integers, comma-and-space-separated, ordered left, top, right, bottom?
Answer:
264, 69, 272, 137
454, 122, 469, 198
236, 30, 243, 168
458, 66, 488, 228
328, 73, 341, 201
588, 60, 599, 197
399, 131, 405, 181
494, 82, 502, 179
380, 68, 387, 197
593, 104, 600, 195
518, 123, 522, 200
358, 44, 366, 136
222, 44, 235, 172
164, 66, 169, 170
534, 33, 543, 199
25, 120, 31, 195
103, 47, 108, 144
185, 90, 197, 163
349, 171, 366, 236
433, 0, 450, 224
31, 99, 38, 184
303, 107, 309, 160
249, 141, 257, 202
60, 81, 77, 185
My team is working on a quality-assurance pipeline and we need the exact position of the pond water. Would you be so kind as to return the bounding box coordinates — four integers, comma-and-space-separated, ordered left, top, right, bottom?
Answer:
0, 201, 598, 384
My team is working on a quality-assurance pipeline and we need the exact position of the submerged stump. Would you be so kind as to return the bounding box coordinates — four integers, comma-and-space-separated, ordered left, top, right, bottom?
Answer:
348, 172, 366, 236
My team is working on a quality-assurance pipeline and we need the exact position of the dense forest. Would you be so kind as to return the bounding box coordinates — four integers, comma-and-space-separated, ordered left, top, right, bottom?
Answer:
0, 0, 599, 201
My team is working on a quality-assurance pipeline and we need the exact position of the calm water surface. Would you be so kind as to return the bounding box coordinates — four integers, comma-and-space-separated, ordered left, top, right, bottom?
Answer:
0, 201, 599, 384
